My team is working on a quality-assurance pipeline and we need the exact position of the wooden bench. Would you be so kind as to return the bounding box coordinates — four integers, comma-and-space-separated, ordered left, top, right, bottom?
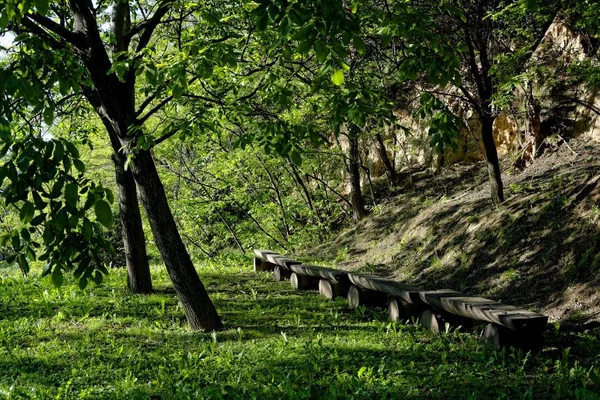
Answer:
348, 274, 547, 350
417, 290, 548, 350
253, 250, 301, 281
347, 273, 422, 319
252, 250, 548, 351
288, 264, 350, 300
253, 249, 279, 272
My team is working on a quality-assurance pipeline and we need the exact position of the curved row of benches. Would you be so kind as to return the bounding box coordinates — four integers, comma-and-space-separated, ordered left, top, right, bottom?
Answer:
253, 249, 548, 351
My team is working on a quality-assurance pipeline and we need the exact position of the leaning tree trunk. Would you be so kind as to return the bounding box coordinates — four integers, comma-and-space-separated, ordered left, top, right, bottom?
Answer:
113, 153, 153, 293
374, 133, 398, 187
348, 133, 368, 220
130, 149, 223, 331
481, 116, 504, 204
69, 0, 221, 331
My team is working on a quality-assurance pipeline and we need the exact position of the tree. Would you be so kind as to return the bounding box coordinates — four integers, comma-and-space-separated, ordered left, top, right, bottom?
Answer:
369, 0, 556, 204
0, 0, 227, 330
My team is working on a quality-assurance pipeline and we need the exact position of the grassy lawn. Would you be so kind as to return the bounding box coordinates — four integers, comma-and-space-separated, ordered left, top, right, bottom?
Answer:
0, 260, 598, 399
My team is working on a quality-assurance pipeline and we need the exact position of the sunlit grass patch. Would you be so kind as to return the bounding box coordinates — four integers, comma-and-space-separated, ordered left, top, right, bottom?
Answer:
0, 261, 598, 399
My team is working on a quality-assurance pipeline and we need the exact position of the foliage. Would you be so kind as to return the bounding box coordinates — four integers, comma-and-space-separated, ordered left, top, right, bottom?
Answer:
0, 133, 114, 288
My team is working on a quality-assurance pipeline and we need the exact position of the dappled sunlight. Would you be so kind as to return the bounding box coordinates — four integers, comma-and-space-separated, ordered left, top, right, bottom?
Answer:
1, 261, 598, 398
312, 141, 600, 331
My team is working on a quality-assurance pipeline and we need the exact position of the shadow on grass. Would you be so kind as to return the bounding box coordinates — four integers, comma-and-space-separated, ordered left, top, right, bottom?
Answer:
311, 142, 600, 337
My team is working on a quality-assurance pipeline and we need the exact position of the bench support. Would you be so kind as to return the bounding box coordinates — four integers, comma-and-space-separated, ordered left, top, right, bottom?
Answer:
254, 257, 275, 272
273, 266, 292, 281
319, 279, 349, 300
291, 272, 320, 290
347, 285, 388, 309
388, 297, 418, 322
483, 323, 545, 352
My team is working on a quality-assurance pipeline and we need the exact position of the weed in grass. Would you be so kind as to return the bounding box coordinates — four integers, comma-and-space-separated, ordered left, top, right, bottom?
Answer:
334, 247, 349, 263
0, 262, 598, 399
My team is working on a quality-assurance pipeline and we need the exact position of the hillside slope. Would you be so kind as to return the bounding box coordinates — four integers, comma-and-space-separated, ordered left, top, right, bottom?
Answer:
309, 137, 600, 331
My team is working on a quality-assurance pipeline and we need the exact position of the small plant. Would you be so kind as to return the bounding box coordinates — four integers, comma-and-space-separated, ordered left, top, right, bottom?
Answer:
589, 205, 600, 224
334, 246, 349, 262
501, 268, 521, 282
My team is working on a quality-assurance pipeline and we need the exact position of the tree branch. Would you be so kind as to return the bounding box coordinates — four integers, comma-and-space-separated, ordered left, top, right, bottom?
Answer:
24, 13, 85, 46
135, 0, 174, 54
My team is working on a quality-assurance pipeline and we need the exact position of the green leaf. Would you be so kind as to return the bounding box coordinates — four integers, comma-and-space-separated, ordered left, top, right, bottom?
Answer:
20, 228, 31, 242
73, 159, 86, 173
50, 178, 65, 199
11, 234, 20, 250
42, 261, 52, 277
64, 141, 80, 158
54, 142, 65, 162
331, 69, 345, 86
105, 189, 114, 204
17, 254, 29, 275
256, 11, 268, 31
314, 40, 328, 62
79, 277, 88, 290
20, 201, 35, 224
43, 105, 54, 126
93, 270, 103, 285
30, 213, 46, 226
94, 200, 113, 228
68, 215, 79, 229
353, 36, 366, 55
51, 266, 64, 287
65, 183, 79, 206
290, 151, 302, 166
36, 0, 50, 15
42, 227, 54, 245
82, 218, 92, 241
32, 191, 46, 209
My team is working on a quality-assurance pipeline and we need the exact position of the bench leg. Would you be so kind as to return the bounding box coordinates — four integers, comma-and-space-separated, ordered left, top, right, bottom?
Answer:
273, 266, 292, 281
483, 323, 545, 353
388, 296, 418, 322
319, 279, 349, 300
254, 258, 277, 272
291, 273, 319, 290
420, 309, 446, 332
347, 285, 388, 309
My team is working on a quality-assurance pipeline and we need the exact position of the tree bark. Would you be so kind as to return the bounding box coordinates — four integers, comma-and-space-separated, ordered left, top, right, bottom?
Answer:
348, 133, 368, 220
129, 149, 223, 331
520, 83, 542, 167
481, 116, 504, 204
374, 133, 398, 187
83, 90, 153, 294
113, 153, 153, 293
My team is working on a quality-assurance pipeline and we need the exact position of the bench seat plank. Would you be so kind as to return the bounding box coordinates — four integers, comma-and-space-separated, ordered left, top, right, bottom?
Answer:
348, 273, 422, 304
419, 290, 548, 332
289, 264, 348, 283
254, 249, 279, 259
265, 254, 301, 269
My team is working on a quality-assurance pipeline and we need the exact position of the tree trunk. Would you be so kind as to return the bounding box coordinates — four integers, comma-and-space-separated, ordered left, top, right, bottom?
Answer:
130, 149, 223, 331
481, 116, 504, 204
113, 154, 153, 293
374, 133, 398, 187
348, 133, 368, 220
69, 0, 221, 331
286, 158, 315, 212
519, 83, 542, 167
83, 90, 153, 294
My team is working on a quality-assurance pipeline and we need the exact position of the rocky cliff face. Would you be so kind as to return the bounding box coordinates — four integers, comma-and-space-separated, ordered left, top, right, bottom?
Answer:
363, 18, 600, 180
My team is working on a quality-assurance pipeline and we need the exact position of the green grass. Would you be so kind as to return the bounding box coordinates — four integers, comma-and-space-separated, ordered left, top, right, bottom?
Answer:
0, 261, 599, 399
